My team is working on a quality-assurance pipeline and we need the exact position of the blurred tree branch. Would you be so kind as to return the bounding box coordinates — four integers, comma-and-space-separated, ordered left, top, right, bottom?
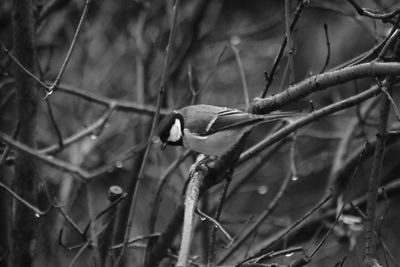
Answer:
11, 0, 39, 265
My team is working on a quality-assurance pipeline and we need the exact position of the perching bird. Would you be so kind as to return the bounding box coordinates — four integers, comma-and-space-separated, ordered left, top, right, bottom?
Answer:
157, 104, 296, 156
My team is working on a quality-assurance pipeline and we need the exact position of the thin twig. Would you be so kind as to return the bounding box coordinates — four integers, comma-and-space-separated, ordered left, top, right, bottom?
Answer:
45, 98, 64, 149
56, 83, 168, 116
377, 20, 400, 60
0, 181, 48, 216
149, 149, 192, 233
376, 188, 390, 237
226, 136, 289, 203
83, 192, 128, 236
0, 122, 20, 166
59, 229, 85, 251
242, 84, 382, 162
231, 40, 250, 108
0, 131, 90, 179
0, 130, 148, 180
48, 0, 91, 97
309, 143, 366, 258
196, 208, 233, 243
278, 58, 291, 92
218, 171, 292, 264
185, 45, 227, 102
379, 82, 400, 121
115, 1, 181, 265
260, 0, 307, 97
208, 177, 232, 266
1, 0, 91, 99
110, 233, 161, 250
346, 0, 400, 21
319, 23, 331, 74
248, 246, 304, 264
236, 192, 332, 265
0, 43, 50, 90
187, 63, 198, 105
290, 132, 298, 180
67, 222, 109, 267
0, 89, 15, 112
57, 209, 85, 237
285, 0, 295, 84
39, 106, 116, 154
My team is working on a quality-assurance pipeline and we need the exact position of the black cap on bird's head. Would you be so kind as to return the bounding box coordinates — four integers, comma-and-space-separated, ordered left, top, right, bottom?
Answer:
157, 111, 184, 150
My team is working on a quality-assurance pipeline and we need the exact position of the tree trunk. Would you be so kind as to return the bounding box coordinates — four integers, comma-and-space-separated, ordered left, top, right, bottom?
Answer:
11, 0, 39, 266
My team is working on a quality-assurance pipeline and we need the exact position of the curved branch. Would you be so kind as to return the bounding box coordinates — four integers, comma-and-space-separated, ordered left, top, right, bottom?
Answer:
252, 62, 400, 114
56, 83, 168, 116
176, 171, 205, 267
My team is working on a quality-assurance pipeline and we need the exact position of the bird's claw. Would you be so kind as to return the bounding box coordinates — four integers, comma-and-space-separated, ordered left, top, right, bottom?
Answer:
188, 162, 208, 177
188, 159, 209, 177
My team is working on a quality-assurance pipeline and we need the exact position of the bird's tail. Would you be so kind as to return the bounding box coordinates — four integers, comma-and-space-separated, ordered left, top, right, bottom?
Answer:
254, 111, 302, 122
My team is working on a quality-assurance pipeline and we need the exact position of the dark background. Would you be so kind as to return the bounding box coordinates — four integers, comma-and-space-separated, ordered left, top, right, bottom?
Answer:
1, 0, 400, 266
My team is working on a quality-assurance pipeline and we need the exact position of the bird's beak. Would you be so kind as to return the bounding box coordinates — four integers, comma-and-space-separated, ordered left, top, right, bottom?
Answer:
161, 143, 167, 151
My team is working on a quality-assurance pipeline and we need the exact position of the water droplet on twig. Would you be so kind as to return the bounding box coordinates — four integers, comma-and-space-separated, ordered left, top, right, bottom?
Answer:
115, 161, 123, 169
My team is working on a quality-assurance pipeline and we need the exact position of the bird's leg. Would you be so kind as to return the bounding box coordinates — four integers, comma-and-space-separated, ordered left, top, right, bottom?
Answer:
188, 154, 214, 177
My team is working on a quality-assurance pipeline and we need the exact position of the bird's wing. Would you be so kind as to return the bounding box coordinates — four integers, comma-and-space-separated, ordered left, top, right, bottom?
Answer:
180, 104, 297, 136
206, 110, 298, 135
179, 105, 227, 136
205, 109, 262, 135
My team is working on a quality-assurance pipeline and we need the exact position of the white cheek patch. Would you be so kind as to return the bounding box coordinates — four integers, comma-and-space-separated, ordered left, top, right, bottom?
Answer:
167, 119, 182, 142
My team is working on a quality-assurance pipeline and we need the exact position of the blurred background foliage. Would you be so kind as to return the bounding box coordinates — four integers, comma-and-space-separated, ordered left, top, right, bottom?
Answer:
1, 0, 400, 266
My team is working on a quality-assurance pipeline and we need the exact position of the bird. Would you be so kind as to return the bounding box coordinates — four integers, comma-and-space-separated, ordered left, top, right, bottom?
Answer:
157, 104, 297, 157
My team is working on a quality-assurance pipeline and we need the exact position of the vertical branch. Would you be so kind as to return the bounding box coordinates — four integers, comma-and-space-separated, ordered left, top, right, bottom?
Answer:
207, 175, 232, 266
218, 172, 292, 264
363, 88, 390, 264
363, 37, 400, 266
285, 0, 295, 84
231, 38, 250, 108
176, 171, 205, 267
114, 0, 181, 265
260, 0, 306, 98
319, 23, 331, 74
49, 0, 91, 95
11, 0, 39, 266
133, 9, 149, 104
99, 186, 124, 267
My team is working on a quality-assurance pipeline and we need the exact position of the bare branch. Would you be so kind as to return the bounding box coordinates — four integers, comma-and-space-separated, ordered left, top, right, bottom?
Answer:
285, 0, 295, 84
47, 0, 91, 97
346, 0, 400, 21
177, 170, 205, 267
218, 171, 292, 264
231, 39, 250, 108
0, 181, 48, 216
252, 62, 400, 114
260, 0, 308, 97
149, 149, 192, 233
236, 192, 332, 265
116, 0, 181, 264
320, 23, 331, 74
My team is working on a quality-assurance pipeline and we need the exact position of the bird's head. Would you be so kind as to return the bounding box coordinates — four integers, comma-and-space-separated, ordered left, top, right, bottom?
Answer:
157, 111, 184, 150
